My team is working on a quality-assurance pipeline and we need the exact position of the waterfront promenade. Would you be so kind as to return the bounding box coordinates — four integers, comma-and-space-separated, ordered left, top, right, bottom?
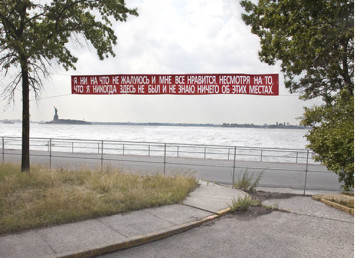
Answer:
2, 148, 341, 194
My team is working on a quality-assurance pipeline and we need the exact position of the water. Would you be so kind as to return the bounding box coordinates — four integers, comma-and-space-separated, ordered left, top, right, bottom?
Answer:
1, 122, 309, 149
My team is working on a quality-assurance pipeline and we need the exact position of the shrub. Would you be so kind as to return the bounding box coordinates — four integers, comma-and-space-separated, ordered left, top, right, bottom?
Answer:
233, 169, 263, 193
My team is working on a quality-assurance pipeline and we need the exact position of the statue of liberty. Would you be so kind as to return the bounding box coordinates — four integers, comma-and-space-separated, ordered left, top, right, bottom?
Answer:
54, 106, 59, 121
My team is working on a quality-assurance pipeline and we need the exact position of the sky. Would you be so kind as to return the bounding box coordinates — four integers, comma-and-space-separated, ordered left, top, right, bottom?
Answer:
1, 0, 323, 125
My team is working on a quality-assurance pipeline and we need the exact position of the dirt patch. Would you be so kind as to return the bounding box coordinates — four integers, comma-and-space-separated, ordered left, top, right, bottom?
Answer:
231, 205, 273, 219
226, 191, 301, 219
249, 190, 302, 202
225, 206, 273, 221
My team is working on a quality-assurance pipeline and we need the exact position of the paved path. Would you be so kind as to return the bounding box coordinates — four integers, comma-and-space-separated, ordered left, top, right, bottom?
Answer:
101, 196, 354, 258
0, 182, 246, 258
2, 149, 341, 193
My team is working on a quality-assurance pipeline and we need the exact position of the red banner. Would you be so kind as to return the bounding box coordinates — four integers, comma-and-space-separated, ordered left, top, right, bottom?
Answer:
71, 74, 279, 95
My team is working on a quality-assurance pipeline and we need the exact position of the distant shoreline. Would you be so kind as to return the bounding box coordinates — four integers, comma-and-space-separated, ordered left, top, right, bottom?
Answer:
44, 119, 92, 125
1, 120, 309, 129
88, 121, 309, 129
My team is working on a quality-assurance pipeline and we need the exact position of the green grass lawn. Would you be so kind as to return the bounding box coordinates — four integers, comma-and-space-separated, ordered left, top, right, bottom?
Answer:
0, 163, 198, 235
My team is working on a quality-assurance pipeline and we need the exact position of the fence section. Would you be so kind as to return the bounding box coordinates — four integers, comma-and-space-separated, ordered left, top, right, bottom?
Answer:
0, 136, 339, 194
1, 137, 317, 162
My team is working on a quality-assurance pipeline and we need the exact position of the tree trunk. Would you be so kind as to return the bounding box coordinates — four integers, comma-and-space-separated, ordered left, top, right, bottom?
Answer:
21, 64, 30, 172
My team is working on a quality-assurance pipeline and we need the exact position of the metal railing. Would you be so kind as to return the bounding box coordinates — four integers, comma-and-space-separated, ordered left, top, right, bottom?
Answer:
1, 136, 315, 163
1, 136, 338, 194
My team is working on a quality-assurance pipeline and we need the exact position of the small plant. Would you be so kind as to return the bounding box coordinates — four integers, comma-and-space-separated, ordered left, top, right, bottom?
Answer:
228, 195, 260, 212
233, 169, 264, 193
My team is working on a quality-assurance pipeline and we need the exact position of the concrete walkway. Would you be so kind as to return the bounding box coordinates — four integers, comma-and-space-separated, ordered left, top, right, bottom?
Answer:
0, 182, 246, 258
101, 195, 353, 258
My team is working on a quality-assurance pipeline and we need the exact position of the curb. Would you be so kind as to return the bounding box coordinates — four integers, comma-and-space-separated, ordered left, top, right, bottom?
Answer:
49, 209, 231, 258
312, 195, 354, 215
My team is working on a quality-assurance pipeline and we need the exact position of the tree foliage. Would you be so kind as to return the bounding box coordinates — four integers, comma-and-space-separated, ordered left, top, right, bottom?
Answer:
0, 0, 138, 99
0, 0, 138, 171
240, 0, 353, 103
301, 91, 354, 190
240, 0, 354, 189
